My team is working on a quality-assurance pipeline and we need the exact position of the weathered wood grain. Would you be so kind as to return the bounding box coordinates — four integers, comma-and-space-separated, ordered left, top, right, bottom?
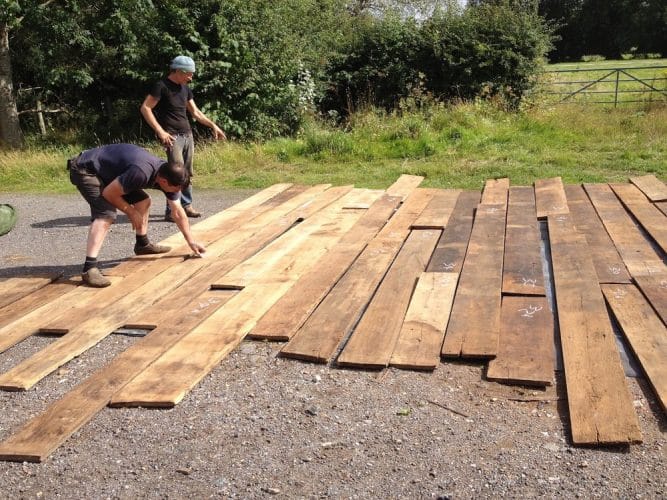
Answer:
535, 177, 568, 219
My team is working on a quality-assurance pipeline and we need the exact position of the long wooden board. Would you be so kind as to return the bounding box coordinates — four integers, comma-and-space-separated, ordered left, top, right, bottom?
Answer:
0, 274, 61, 309
411, 189, 460, 229
0, 278, 78, 330
385, 174, 424, 200
389, 272, 458, 370
486, 296, 554, 386
585, 183, 664, 277
610, 183, 667, 253
426, 190, 480, 273
248, 194, 401, 341
502, 186, 545, 295
657, 201, 667, 218
0, 288, 236, 463
337, 229, 441, 369
110, 194, 367, 407
602, 284, 667, 414
564, 185, 631, 284
629, 174, 667, 202
548, 213, 641, 444
535, 177, 568, 219
480, 178, 509, 206
633, 274, 667, 326
441, 204, 506, 358
105, 183, 296, 277
280, 189, 435, 363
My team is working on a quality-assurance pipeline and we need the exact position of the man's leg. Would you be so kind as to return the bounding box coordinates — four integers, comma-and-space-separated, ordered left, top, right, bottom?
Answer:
82, 217, 113, 287
131, 196, 170, 255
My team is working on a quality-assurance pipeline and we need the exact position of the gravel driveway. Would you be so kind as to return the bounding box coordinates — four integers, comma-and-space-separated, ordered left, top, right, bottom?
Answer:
0, 190, 665, 498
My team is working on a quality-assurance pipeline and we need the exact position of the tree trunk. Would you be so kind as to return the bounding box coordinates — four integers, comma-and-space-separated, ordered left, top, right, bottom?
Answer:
0, 24, 24, 148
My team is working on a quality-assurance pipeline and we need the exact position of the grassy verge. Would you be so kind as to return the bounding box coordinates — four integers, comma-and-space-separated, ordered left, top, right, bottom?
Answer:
1, 100, 665, 194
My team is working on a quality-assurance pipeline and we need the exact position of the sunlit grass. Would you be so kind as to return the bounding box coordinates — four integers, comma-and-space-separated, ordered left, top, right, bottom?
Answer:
1, 100, 665, 193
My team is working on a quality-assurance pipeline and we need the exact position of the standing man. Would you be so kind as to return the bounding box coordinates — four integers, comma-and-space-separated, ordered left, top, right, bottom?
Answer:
140, 55, 226, 222
68, 143, 206, 288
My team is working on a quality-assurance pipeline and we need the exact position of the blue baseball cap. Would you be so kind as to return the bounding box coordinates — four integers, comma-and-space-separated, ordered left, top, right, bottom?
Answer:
170, 55, 196, 73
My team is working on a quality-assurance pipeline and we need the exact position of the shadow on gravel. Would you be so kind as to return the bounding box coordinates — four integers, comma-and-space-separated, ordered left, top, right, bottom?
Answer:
31, 216, 91, 228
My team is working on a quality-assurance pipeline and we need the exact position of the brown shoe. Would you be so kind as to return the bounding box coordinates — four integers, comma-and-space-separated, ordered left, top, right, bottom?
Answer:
134, 242, 171, 255
183, 205, 202, 218
82, 267, 111, 288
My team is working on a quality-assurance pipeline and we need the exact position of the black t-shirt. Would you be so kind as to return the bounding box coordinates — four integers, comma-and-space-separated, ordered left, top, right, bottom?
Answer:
149, 78, 194, 135
77, 144, 180, 201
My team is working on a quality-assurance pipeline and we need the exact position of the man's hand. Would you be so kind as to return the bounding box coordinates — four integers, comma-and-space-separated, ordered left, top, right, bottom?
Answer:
158, 130, 175, 147
212, 125, 226, 141
188, 240, 206, 256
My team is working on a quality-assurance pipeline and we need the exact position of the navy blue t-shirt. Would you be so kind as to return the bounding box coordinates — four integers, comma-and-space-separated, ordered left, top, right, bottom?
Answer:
77, 144, 180, 201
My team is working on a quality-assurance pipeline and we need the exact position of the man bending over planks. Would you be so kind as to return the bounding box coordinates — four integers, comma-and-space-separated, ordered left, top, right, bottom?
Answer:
67, 143, 206, 288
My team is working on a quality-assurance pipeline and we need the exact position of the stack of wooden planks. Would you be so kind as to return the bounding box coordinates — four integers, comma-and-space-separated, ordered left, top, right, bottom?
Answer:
0, 174, 665, 462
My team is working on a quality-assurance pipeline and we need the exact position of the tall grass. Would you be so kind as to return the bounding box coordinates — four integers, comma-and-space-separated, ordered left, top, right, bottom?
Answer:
1, 101, 665, 193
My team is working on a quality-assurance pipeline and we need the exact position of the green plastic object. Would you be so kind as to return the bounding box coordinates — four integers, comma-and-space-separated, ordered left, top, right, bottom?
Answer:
0, 204, 17, 236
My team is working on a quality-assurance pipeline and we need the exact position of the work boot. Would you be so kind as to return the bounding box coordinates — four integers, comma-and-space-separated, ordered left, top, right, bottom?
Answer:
81, 267, 111, 288
134, 242, 171, 255
183, 205, 202, 218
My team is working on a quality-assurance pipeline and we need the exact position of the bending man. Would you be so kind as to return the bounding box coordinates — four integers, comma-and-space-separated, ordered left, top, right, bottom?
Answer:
68, 143, 206, 288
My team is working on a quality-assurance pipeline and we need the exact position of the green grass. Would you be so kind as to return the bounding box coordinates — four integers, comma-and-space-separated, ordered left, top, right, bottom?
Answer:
1, 98, 665, 194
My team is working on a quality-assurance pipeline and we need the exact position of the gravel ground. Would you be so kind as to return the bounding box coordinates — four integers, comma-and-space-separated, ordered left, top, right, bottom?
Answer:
0, 191, 665, 499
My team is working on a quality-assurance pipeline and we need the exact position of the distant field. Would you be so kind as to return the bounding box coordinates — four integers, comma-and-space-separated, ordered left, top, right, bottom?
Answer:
539, 59, 667, 106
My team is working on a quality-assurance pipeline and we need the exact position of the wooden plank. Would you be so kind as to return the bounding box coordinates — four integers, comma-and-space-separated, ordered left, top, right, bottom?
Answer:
564, 185, 631, 284
0, 278, 78, 330
502, 186, 545, 296
547, 213, 641, 444
42, 185, 333, 333
602, 284, 667, 414
0, 274, 62, 309
610, 183, 667, 253
633, 274, 667, 326
480, 178, 509, 206
0, 277, 121, 354
657, 201, 667, 218
215, 186, 358, 287
280, 189, 435, 363
411, 189, 460, 229
337, 229, 441, 369
385, 174, 424, 200
535, 177, 568, 219
441, 204, 506, 359
389, 272, 458, 370
629, 174, 667, 202
585, 183, 664, 277
105, 183, 300, 277
486, 296, 554, 386
110, 195, 366, 407
126, 186, 355, 329
341, 189, 384, 209
0, 288, 236, 463
426, 190, 480, 273
248, 194, 401, 341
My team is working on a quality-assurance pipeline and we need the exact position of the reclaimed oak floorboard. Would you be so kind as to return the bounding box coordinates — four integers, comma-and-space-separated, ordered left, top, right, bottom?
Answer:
564, 185, 631, 284
248, 194, 401, 341
633, 274, 667, 327
548, 213, 641, 444
441, 204, 506, 359
109, 191, 370, 407
426, 190, 480, 273
280, 189, 435, 363
480, 178, 509, 206
502, 186, 545, 296
486, 295, 554, 386
389, 271, 458, 370
610, 183, 667, 254
336, 229, 441, 369
0, 288, 236, 463
602, 284, 667, 414
535, 177, 569, 219
585, 183, 664, 278
0, 274, 62, 310
629, 174, 667, 202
